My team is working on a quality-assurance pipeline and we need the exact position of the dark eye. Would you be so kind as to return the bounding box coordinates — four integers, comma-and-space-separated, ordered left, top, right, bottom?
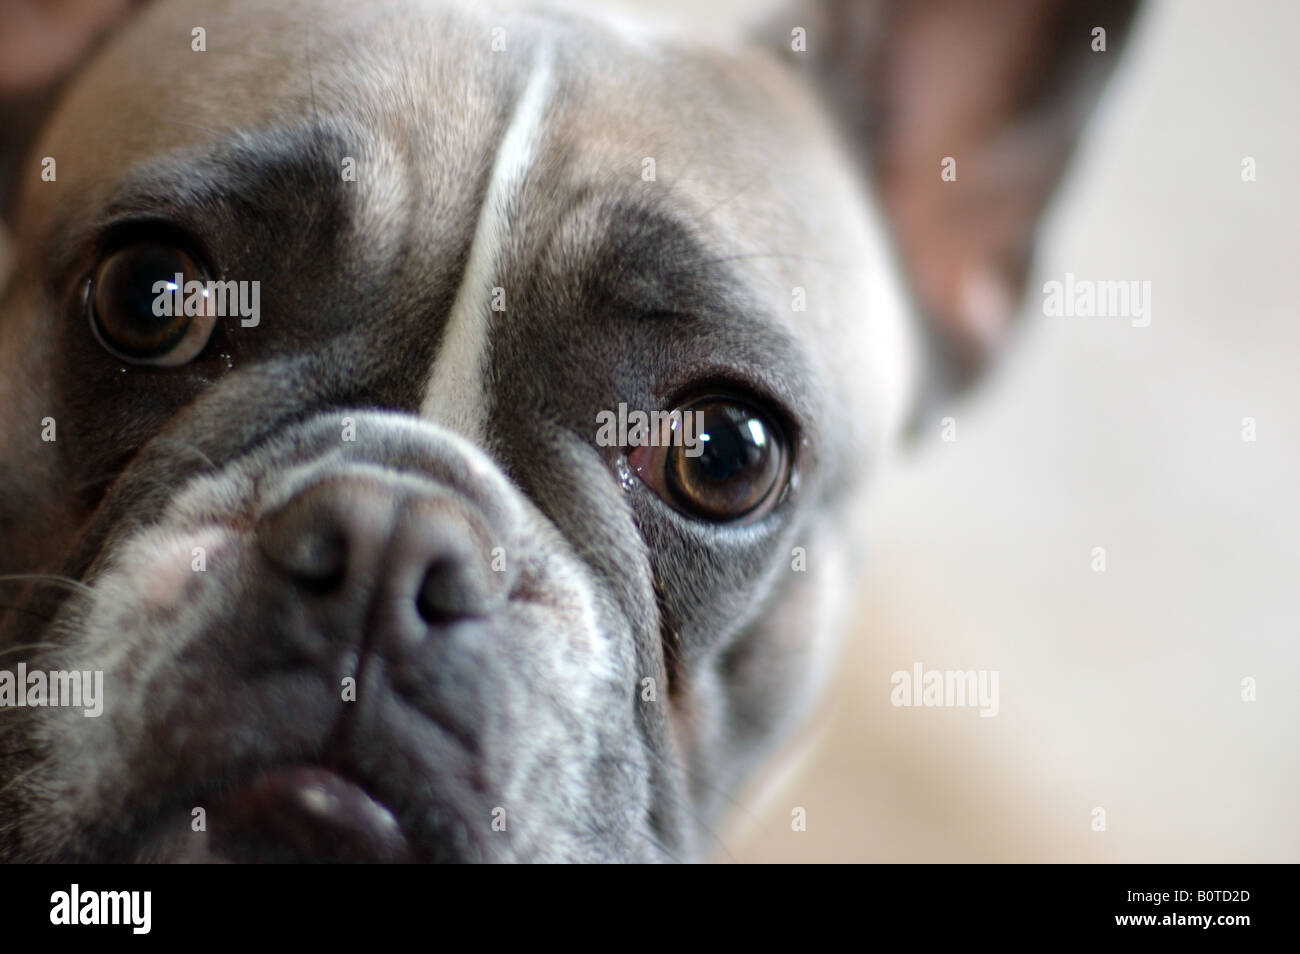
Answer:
628, 396, 791, 522
86, 242, 216, 365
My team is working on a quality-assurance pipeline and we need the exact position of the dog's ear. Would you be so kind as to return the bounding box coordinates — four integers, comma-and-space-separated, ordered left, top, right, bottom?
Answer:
0, 0, 142, 222
760, 0, 1141, 393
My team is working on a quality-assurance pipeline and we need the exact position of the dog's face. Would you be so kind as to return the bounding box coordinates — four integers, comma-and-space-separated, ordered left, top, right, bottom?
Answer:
0, 0, 1136, 861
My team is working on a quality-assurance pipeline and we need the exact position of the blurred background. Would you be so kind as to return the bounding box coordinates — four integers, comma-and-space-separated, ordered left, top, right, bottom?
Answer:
717, 0, 1300, 862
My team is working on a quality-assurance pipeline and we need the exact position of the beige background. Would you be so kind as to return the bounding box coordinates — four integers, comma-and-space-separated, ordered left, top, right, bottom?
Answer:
708, 0, 1300, 862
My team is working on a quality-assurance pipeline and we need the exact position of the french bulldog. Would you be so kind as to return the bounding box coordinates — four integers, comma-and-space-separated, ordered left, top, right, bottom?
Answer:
0, 0, 1138, 862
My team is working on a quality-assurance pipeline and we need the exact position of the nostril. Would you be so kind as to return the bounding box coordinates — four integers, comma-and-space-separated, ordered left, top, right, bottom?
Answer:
254, 475, 504, 646
270, 525, 348, 592
415, 557, 493, 623
256, 502, 349, 593
255, 475, 398, 596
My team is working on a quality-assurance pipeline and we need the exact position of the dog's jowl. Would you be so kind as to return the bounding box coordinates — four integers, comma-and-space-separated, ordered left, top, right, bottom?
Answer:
0, 0, 1137, 862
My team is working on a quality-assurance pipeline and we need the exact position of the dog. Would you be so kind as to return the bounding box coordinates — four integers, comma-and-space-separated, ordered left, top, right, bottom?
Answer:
0, 0, 1138, 862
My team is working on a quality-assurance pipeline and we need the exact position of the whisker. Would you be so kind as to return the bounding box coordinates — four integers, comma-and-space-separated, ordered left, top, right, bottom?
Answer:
75, 473, 118, 495
0, 642, 64, 660
0, 574, 93, 597
149, 437, 217, 471
639, 745, 746, 862
0, 606, 55, 625
153, 118, 228, 137
695, 175, 762, 223
305, 26, 320, 127
632, 824, 684, 863
0, 758, 50, 801
694, 250, 838, 270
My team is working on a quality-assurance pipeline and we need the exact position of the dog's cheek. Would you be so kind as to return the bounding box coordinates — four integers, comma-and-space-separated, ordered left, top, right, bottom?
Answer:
1, 525, 241, 861
476, 530, 660, 860
0, 287, 77, 580
685, 529, 857, 821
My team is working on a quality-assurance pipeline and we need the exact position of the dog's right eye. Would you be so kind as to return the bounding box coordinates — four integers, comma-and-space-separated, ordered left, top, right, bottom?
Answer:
86, 243, 216, 366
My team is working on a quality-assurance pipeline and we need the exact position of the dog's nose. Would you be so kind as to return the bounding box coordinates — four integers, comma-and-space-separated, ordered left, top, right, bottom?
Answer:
255, 474, 504, 648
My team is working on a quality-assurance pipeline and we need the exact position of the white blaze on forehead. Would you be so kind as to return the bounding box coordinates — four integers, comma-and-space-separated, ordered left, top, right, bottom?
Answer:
419, 44, 556, 440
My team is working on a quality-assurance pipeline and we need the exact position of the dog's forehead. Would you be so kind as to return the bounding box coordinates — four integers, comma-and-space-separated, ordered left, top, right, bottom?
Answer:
26, 0, 919, 452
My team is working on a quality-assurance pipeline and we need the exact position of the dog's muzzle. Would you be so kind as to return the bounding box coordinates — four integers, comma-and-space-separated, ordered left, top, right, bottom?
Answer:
205, 447, 511, 859
3, 412, 653, 863
162, 416, 527, 861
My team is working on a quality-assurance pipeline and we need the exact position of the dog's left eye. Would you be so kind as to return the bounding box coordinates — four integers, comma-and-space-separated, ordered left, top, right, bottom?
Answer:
628, 396, 791, 523
85, 242, 216, 366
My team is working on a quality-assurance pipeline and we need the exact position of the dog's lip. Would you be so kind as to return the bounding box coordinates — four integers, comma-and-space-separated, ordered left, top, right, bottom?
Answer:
203, 765, 414, 863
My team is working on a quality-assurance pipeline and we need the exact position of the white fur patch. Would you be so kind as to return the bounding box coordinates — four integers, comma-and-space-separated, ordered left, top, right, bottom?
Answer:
419, 44, 556, 440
